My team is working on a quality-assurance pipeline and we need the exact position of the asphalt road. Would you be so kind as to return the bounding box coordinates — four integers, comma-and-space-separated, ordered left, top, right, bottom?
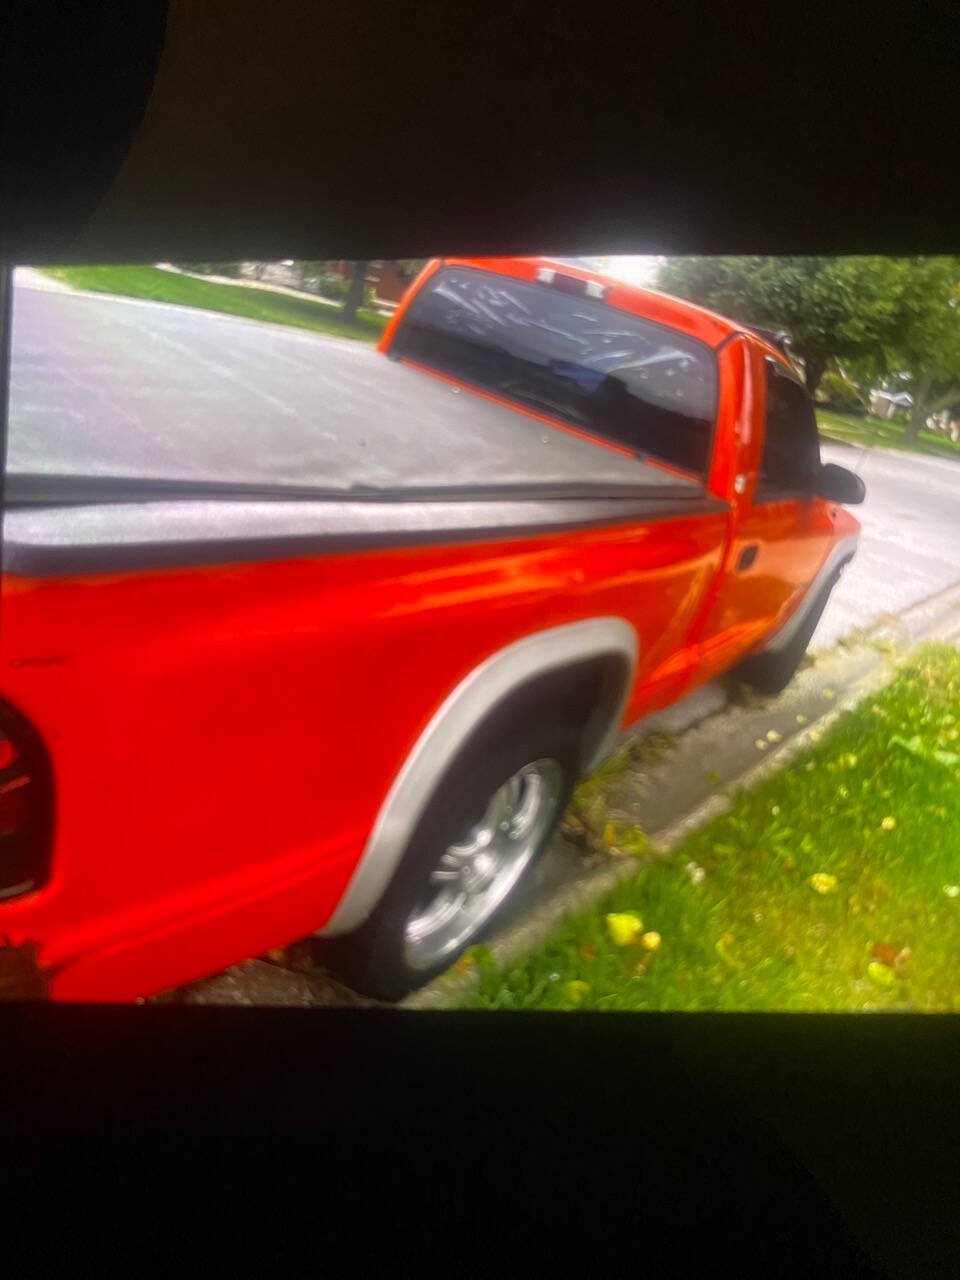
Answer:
815, 440, 960, 649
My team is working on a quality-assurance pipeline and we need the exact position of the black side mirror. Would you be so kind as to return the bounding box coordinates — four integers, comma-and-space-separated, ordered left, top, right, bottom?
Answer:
815, 462, 866, 505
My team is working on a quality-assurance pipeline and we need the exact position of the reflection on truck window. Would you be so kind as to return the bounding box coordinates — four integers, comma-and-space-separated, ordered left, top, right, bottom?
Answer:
389, 266, 718, 478
757, 360, 822, 498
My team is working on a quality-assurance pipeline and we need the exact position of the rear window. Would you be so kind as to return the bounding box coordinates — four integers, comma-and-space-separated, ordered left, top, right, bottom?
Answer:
389, 266, 718, 478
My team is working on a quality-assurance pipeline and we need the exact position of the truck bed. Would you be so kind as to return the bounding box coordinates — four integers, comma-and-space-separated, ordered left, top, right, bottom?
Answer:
5, 287, 723, 574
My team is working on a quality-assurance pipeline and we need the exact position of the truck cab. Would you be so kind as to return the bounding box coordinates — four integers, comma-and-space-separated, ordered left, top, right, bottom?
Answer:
380, 256, 863, 702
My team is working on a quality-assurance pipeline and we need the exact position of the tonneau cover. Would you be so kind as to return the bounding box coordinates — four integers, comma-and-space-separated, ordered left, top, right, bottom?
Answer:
9, 284, 704, 501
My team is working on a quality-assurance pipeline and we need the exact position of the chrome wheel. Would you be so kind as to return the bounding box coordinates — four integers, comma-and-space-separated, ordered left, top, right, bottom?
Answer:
402, 758, 564, 971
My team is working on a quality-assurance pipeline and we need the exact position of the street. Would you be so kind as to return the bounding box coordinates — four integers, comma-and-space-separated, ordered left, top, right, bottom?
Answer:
816, 440, 960, 649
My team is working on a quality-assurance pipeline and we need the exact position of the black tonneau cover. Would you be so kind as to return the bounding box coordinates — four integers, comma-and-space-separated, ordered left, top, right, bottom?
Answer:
10, 285, 703, 499
5, 283, 725, 574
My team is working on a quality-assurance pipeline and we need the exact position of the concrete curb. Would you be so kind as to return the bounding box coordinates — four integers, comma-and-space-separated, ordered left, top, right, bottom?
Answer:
402, 578, 960, 1009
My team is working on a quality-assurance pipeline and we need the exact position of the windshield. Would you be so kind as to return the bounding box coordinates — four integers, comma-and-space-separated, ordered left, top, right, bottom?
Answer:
388, 266, 718, 477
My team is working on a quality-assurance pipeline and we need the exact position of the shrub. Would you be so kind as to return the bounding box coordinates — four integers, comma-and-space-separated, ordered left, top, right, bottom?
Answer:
316, 274, 351, 302
174, 262, 242, 278
819, 370, 867, 415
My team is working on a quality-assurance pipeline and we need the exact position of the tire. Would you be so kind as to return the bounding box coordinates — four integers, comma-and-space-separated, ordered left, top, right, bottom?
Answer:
318, 707, 583, 1001
734, 572, 840, 697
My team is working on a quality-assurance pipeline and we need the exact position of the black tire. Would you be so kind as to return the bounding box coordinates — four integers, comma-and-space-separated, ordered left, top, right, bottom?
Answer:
318, 706, 583, 1001
734, 571, 840, 697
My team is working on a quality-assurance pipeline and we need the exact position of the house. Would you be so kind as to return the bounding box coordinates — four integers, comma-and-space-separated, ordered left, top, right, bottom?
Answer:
869, 389, 913, 420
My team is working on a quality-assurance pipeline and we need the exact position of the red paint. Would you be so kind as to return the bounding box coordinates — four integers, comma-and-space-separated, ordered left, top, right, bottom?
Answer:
0, 257, 860, 1002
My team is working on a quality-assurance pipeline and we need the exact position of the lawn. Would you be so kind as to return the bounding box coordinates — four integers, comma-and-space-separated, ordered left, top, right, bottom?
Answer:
41, 265, 389, 343
817, 408, 960, 461
463, 645, 960, 1012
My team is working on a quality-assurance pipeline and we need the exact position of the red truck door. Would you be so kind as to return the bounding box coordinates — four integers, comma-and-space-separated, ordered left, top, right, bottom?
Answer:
692, 342, 835, 681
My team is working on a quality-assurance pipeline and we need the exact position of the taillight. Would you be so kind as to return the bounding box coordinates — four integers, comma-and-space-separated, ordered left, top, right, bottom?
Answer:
0, 702, 53, 901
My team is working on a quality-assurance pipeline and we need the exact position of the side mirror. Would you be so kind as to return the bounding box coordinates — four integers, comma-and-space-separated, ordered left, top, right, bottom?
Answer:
815, 462, 866, 505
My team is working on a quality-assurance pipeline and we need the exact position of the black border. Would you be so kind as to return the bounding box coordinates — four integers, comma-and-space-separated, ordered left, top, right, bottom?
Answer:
3, 3, 960, 1271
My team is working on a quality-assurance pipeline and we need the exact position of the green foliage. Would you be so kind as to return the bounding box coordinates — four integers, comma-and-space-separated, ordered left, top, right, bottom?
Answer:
880, 257, 960, 434
464, 646, 960, 1013
43, 265, 388, 342
175, 262, 243, 278
657, 256, 904, 392
817, 408, 960, 461
818, 370, 867, 414
657, 256, 960, 405
316, 273, 351, 302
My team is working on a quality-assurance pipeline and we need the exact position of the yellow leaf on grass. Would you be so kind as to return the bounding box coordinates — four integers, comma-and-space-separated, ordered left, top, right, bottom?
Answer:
880, 816, 898, 831
867, 961, 896, 989
606, 912, 643, 946
641, 931, 662, 952
715, 933, 744, 971
567, 980, 590, 1005
809, 872, 838, 895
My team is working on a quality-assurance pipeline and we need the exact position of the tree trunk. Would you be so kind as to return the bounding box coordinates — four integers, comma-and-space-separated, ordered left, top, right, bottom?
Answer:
905, 374, 933, 440
342, 260, 370, 325
803, 353, 827, 397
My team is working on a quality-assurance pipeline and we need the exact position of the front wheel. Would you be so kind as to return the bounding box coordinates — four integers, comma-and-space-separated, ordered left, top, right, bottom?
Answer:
319, 716, 581, 1001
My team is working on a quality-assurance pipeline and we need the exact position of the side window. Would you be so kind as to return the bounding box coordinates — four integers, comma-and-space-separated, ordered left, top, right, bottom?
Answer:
756, 358, 821, 499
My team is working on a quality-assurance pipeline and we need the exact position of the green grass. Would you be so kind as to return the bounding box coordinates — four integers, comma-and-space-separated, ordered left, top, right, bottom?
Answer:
817, 408, 960, 461
41, 265, 389, 343
464, 645, 960, 1012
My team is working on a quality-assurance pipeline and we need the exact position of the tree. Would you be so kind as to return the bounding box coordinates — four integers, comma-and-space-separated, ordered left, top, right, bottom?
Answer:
291, 260, 329, 292
393, 259, 428, 284
341, 260, 370, 325
656, 257, 903, 395
881, 257, 960, 439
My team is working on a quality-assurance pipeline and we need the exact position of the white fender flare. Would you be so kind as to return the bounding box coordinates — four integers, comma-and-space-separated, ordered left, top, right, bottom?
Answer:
319, 616, 638, 936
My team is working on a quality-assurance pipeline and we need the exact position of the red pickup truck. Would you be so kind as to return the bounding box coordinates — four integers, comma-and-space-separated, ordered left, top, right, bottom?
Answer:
0, 257, 863, 1001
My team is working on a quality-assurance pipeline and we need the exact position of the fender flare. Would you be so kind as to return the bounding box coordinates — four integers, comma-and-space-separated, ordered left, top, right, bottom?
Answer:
319, 616, 638, 936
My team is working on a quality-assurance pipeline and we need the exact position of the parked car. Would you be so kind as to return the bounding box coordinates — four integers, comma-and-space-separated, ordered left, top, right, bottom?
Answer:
0, 257, 864, 1001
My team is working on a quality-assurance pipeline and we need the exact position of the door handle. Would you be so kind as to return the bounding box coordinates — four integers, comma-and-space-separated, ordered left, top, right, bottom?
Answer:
736, 544, 760, 572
